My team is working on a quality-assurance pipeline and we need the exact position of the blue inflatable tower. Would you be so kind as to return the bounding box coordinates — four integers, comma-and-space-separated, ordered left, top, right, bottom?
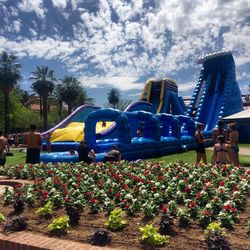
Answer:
186, 51, 243, 131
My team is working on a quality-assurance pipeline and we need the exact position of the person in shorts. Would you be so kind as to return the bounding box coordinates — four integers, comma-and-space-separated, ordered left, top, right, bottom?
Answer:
228, 123, 239, 166
0, 130, 10, 166
25, 124, 42, 164
195, 123, 210, 164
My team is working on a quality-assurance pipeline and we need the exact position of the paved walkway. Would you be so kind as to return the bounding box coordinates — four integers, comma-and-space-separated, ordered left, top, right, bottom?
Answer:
0, 231, 112, 250
207, 146, 250, 156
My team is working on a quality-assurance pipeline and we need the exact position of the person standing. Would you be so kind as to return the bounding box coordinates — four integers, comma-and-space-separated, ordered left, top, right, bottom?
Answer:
212, 120, 228, 142
0, 130, 10, 166
25, 124, 42, 164
211, 135, 231, 165
195, 123, 210, 164
228, 123, 240, 166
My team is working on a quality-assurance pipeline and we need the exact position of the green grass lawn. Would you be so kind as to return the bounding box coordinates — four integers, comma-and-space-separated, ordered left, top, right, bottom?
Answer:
5, 144, 250, 167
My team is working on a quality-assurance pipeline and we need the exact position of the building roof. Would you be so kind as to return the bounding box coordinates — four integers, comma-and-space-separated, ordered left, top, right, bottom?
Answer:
222, 109, 250, 124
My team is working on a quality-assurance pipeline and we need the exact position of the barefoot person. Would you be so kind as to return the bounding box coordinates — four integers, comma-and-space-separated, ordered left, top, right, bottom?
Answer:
25, 124, 42, 164
211, 135, 231, 165
228, 123, 240, 166
0, 130, 10, 166
195, 123, 210, 164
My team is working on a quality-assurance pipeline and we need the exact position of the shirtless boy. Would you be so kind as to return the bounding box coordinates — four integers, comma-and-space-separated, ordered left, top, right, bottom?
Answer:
0, 130, 10, 166
25, 124, 42, 164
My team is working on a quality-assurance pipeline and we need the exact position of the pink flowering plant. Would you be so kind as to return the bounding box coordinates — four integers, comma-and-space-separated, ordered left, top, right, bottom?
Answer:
0, 161, 249, 229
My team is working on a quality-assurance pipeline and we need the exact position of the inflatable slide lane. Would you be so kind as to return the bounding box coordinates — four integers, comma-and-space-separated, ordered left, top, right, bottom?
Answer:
186, 51, 243, 131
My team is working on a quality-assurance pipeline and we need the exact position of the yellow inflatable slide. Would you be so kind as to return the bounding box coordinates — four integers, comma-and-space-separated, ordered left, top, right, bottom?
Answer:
51, 121, 113, 142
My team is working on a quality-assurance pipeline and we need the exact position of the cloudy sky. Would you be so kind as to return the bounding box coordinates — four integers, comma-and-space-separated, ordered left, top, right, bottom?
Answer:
0, 0, 249, 107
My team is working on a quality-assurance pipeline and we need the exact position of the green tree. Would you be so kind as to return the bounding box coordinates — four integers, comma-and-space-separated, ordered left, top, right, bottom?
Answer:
60, 76, 94, 115
107, 88, 120, 109
30, 66, 56, 131
0, 51, 22, 134
54, 83, 64, 121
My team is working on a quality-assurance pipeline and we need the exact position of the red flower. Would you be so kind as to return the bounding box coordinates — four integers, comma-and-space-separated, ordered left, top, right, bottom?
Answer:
161, 205, 168, 213
122, 184, 128, 190
61, 183, 66, 189
90, 197, 96, 204
224, 204, 231, 211
151, 186, 157, 192
189, 201, 196, 208
97, 179, 103, 187
54, 175, 60, 184
14, 183, 22, 189
115, 193, 121, 199
196, 193, 202, 199
47, 170, 53, 175
125, 204, 130, 209
219, 181, 225, 186
42, 191, 48, 200
205, 210, 210, 216
231, 207, 237, 213
185, 186, 191, 193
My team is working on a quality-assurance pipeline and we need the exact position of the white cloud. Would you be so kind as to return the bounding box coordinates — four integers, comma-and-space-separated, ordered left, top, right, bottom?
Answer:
51, 0, 67, 9
13, 20, 22, 32
18, 0, 46, 19
1, 0, 250, 95
78, 75, 143, 91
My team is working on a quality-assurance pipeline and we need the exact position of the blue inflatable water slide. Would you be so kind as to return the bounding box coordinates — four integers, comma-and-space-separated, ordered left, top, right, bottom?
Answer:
40, 51, 246, 163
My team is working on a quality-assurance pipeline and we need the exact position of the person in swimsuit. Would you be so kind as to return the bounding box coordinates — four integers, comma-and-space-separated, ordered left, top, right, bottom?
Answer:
195, 123, 210, 164
77, 141, 95, 164
104, 145, 121, 163
212, 120, 228, 142
0, 130, 10, 166
211, 135, 231, 165
25, 124, 42, 164
228, 123, 239, 166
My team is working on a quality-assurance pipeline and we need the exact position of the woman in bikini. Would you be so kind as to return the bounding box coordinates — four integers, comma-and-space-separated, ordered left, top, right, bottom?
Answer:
228, 123, 239, 166
211, 135, 231, 165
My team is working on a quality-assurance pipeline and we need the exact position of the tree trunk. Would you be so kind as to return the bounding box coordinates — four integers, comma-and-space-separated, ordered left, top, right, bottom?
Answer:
42, 96, 48, 131
68, 104, 72, 115
58, 100, 62, 121
39, 97, 43, 119
4, 91, 10, 135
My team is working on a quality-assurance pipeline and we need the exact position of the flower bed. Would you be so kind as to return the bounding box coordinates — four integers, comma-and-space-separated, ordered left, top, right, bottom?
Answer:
0, 161, 249, 249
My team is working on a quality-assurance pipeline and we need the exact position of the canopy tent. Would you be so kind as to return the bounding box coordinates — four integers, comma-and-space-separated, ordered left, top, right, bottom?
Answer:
222, 109, 250, 124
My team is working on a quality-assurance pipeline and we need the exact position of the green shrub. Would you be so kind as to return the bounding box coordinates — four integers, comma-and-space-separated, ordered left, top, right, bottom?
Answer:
48, 215, 69, 234
35, 201, 53, 217
105, 208, 126, 230
139, 224, 169, 246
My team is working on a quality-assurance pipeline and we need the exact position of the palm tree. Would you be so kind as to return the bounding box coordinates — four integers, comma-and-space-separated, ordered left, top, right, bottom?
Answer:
76, 88, 94, 107
54, 83, 64, 121
107, 88, 120, 109
60, 76, 94, 115
30, 66, 56, 131
0, 51, 22, 134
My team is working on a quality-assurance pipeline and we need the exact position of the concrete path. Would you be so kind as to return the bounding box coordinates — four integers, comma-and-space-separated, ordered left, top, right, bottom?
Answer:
207, 147, 250, 156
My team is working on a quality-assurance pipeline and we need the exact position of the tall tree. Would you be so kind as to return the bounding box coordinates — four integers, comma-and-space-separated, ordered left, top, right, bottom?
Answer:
30, 66, 56, 131
107, 88, 120, 109
0, 51, 22, 134
60, 76, 94, 115
54, 83, 64, 121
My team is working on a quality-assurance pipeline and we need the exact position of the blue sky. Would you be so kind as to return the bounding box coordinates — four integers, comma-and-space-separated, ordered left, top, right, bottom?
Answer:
0, 0, 249, 107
